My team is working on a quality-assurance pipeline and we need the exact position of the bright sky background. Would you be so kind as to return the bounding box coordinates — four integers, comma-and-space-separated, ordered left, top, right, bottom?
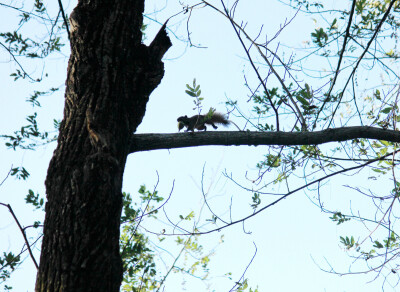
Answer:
0, 0, 397, 291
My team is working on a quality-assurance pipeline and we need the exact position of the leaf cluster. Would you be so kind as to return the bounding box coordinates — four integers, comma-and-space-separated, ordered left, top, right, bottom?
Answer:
185, 78, 204, 112
0, 252, 21, 291
1, 112, 58, 150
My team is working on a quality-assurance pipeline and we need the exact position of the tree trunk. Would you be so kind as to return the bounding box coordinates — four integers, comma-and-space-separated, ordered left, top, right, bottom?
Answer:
35, 1, 170, 291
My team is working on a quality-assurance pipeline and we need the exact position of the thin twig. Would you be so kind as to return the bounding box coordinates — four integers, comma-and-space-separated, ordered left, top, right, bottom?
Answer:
313, 0, 357, 129
157, 150, 400, 236
229, 242, 257, 291
0, 203, 39, 269
57, 0, 70, 39
221, 0, 306, 129
0, 42, 36, 82
0, 167, 12, 187
201, 163, 229, 224
156, 235, 193, 292
121, 172, 160, 255
327, 0, 397, 128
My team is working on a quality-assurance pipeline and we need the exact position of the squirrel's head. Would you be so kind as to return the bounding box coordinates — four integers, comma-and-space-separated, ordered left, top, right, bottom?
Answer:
178, 121, 185, 131
177, 115, 188, 122
177, 116, 188, 131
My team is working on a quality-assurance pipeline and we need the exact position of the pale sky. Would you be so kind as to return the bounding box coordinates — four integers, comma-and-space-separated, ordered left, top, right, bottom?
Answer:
0, 0, 397, 291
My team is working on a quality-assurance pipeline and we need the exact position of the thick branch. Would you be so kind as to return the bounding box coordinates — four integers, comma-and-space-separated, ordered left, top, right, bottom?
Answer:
130, 126, 400, 153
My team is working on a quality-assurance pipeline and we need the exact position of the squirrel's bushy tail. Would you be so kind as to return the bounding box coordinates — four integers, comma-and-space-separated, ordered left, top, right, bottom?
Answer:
210, 113, 230, 125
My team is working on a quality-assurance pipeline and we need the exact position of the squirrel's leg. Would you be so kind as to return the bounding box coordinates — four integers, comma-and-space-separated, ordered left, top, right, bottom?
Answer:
197, 125, 207, 131
210, 123, 218, 129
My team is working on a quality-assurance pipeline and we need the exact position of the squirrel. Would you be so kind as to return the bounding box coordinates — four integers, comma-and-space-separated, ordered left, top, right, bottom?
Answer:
177, 112, 230, 132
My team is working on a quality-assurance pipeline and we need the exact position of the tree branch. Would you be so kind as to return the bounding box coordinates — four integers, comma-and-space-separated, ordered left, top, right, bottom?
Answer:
130, 126, 400, 153
0, 203, 39, 269
326, 0, 397, 128
57, 0, 70, 39
312, 0, 357, 129
143, 150, 398, 237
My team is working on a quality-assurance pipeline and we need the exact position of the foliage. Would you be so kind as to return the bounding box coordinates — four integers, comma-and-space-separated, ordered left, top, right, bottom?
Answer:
0, 0, 65, 81
0, 252, 21, 291
185, 78, 204, 112
2, 0, 400, 291
120, 188, 221, 291
120, 190, 160, 291
0, 3, 229, 291
220, 0, 400, 285
25, 189, 44, 210
1, 113, 58, 151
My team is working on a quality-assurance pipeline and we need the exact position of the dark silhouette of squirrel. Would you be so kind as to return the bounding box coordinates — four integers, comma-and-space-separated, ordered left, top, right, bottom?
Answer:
177, 112, 230, 132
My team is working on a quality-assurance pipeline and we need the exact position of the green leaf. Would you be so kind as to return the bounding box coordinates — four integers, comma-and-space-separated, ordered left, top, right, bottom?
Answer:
185, 90, 196, 97
381, 107, 392, 114
296, 96, 309, 106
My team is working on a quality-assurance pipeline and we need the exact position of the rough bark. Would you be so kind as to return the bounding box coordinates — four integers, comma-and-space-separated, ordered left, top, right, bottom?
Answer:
130, 127, 400, 153
35, 1, 171, 291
